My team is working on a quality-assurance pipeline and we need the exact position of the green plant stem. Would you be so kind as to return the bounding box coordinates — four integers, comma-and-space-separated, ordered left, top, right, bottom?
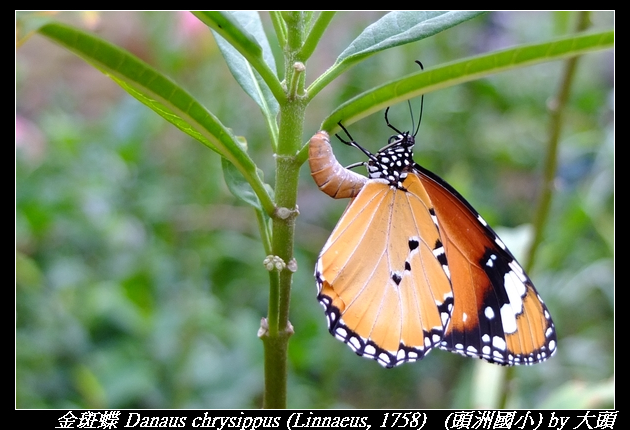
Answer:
525, 11, 591, 273
269, 12, 287, 48
499, 11, 591, 409
256, 210, 272, 255
261, 12, 309, 409
262, 100, 305, 409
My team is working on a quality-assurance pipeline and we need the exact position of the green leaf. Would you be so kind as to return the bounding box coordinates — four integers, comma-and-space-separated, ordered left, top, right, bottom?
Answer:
36, 21, 275, 216
299, 12, 336, 62
308, 11, 485, 99
221, 137, 273, 211
338, 11, 485, 63
196, 11, 280, 149
221, 135, 273, 257
195, 11, 263, 56
193, 11, 284, 103
222, 157, 262, 210
320, 29, 614, 133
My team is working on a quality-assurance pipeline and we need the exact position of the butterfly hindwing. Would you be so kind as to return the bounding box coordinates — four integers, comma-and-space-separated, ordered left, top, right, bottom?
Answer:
414, 164, 557, 365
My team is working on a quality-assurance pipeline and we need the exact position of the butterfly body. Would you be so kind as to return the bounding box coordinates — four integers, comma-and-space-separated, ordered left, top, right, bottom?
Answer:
309, 128, 556, 368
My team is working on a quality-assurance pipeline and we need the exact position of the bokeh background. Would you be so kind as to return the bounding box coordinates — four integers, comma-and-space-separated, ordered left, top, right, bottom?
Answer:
16, 11, 613, 408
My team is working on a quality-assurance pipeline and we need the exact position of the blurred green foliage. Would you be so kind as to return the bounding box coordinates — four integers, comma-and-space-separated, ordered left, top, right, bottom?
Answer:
16, 11, 613, 408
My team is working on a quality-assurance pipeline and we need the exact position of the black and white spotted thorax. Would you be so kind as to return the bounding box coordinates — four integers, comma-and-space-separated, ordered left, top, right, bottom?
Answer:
366, 132, 416, 189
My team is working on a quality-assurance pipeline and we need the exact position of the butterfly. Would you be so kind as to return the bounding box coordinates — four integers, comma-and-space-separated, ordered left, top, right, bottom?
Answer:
308, 108, 557, 368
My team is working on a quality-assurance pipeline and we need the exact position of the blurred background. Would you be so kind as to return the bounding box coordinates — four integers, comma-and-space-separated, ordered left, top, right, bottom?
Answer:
16, 11, 613, 408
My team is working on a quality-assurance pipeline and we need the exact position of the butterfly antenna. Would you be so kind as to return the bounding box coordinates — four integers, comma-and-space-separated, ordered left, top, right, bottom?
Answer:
386, 60, 426, 138
384, 107, 404, 136
413, 60, 425, 138
408, 100, 415, 137
336, 121, 379, 163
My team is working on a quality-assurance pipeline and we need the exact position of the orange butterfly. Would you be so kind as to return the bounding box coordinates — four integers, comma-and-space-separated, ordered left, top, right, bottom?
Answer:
309, 113, 556, 368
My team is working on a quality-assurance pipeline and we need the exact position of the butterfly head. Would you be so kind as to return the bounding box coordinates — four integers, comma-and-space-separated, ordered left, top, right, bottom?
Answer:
367, 131, 416, 189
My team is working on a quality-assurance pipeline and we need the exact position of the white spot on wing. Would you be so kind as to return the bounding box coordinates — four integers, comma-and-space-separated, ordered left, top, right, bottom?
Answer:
378, 353, 391, 367
509, 260, 527, 282
484, 306, 495, 320
492, 336, 507, 351
348, 336, 361, 350
486, 254, 497, 267
504, 271, 526, 314
500, 304, 517, 334
364, 344, 376, 356
431, 213, 439, 226
441, 312, 450, 326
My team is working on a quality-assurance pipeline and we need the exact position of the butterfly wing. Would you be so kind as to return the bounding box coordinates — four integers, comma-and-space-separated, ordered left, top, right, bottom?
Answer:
310, 128, 556, 367
414, 165, 557, 365
315, 175, 454, 368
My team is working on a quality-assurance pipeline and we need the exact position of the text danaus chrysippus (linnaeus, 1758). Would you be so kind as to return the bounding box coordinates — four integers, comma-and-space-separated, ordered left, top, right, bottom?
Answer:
308, 91, 556, 369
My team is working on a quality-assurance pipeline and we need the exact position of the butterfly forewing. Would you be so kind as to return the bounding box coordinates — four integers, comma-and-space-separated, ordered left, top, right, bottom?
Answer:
316, 178, 454, 367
